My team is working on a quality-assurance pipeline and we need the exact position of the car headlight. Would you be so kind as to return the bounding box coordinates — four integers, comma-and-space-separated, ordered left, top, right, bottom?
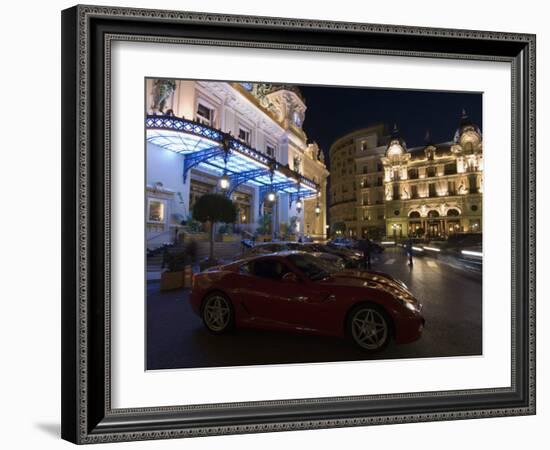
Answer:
397, 297, 417, 312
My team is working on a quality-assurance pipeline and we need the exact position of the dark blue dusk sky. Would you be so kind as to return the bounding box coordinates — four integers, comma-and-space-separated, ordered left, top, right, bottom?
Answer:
297, 85, 482, 164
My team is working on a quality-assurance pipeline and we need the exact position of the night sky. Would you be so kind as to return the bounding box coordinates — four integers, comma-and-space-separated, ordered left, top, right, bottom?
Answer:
297, 85, 482, 165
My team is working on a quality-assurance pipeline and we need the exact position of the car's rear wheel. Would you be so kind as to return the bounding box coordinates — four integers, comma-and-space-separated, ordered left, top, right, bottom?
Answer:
347, 304, 391, 352
201, 293, 234, 334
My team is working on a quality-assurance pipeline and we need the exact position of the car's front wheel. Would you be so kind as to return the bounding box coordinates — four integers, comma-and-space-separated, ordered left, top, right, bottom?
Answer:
347, 304, 391, 351
201, 293, 234, 334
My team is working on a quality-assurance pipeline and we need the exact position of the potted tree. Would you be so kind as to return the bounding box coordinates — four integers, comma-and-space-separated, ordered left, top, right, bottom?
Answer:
192, 193, 237, 270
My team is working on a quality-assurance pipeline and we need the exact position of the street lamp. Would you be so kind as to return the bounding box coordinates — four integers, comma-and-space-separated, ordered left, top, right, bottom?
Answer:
219, 173, 230, 191
296, 198, 303, 213
315, 202, 321, 216
267, 191, 276, 203
219, 133, 232, 191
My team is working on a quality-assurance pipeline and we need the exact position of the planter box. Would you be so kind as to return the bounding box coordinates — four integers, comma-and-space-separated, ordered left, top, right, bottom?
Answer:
160, 265, 193, 290
183, 265, 193, 286
160, 270, 184, 291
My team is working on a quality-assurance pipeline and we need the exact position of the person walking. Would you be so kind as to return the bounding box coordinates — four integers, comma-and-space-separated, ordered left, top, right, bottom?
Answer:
358, 236, 372, 270
405, 236, 414, 266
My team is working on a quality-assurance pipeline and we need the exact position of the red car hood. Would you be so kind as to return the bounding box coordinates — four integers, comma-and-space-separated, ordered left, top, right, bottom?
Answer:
319, 270, 418, 305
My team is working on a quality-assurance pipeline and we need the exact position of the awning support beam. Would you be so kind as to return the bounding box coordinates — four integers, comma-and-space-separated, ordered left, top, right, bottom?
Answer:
259, 182, 296, 205
182, 144, 225, 183
226, 168, 271, 195
288, 190, 318, 206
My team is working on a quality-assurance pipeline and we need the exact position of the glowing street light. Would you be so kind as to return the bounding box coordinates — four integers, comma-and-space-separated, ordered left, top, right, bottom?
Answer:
267, 191, 276, 203
296, 198, 303, 213
219, 173, 230, 191
219, 134, 232, 191
315, 203, 321, 216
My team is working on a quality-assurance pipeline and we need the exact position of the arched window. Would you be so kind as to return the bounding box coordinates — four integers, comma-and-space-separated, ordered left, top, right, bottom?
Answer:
427, 210, 440, 218
447, 208, 460, 217
409, 211, 421, 218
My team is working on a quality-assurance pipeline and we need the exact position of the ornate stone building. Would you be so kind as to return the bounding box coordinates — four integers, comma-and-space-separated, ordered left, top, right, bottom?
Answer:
329, 112, 483, 239
145, 80, 329, 247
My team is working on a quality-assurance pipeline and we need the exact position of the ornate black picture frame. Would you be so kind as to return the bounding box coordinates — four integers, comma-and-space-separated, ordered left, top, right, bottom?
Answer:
61, 5, 536, 444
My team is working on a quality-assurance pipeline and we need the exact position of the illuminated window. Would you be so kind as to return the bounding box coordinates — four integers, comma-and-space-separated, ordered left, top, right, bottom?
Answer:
147, 199, 165, 223
448, 180, 456, 195
447, 208, 460, 217
469, 219, 480, 231
238, 127, 251, 145
393, 184, 399, 199
195, 103, 214, 126
266, 144, 275, 158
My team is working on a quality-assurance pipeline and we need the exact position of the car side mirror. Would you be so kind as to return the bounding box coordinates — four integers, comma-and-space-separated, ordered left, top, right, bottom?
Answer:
282, 272, 299, 283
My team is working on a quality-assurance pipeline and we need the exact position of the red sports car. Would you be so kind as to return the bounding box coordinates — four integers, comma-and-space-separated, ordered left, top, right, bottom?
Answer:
190, 251, 424, 351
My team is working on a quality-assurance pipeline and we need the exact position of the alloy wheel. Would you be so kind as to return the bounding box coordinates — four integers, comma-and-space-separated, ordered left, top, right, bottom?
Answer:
203, 295, 232, 332
350, 307, 389, 350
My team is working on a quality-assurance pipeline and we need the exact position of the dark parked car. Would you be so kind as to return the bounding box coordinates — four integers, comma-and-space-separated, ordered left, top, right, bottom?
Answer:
328, 238, 384, 255
299, 243, 363, 268
191, 252, 425, 352
327, 237, 356, 249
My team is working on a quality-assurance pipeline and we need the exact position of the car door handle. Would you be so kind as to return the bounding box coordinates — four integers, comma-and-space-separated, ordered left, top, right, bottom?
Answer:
290, 296, 308, 303
323, 294, 336, 303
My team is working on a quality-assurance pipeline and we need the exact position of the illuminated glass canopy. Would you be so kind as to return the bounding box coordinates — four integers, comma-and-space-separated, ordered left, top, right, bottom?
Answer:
146, 115, 319, 199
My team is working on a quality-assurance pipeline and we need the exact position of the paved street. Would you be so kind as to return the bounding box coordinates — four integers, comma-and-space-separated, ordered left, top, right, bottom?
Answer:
146, 247, 482, 370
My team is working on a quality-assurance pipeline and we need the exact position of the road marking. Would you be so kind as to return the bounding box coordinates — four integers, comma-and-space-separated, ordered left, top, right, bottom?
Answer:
384, 259, 395, 265
427, 260, 438, 268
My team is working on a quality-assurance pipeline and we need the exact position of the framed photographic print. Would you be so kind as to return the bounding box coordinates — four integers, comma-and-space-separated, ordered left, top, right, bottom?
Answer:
61, 5, 536, 444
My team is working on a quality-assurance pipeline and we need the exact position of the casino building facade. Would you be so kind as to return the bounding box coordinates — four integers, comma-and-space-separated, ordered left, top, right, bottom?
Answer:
145, 79, 329, 248
329, 112, 483, 239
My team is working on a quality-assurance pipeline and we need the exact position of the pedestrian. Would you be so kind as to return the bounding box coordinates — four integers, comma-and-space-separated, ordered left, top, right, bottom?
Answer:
405, 236, 414, 266
358, 236, 372, 269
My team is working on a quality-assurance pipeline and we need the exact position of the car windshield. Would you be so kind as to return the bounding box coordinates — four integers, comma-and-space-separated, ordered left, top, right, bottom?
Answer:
286, 253, 335, 281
